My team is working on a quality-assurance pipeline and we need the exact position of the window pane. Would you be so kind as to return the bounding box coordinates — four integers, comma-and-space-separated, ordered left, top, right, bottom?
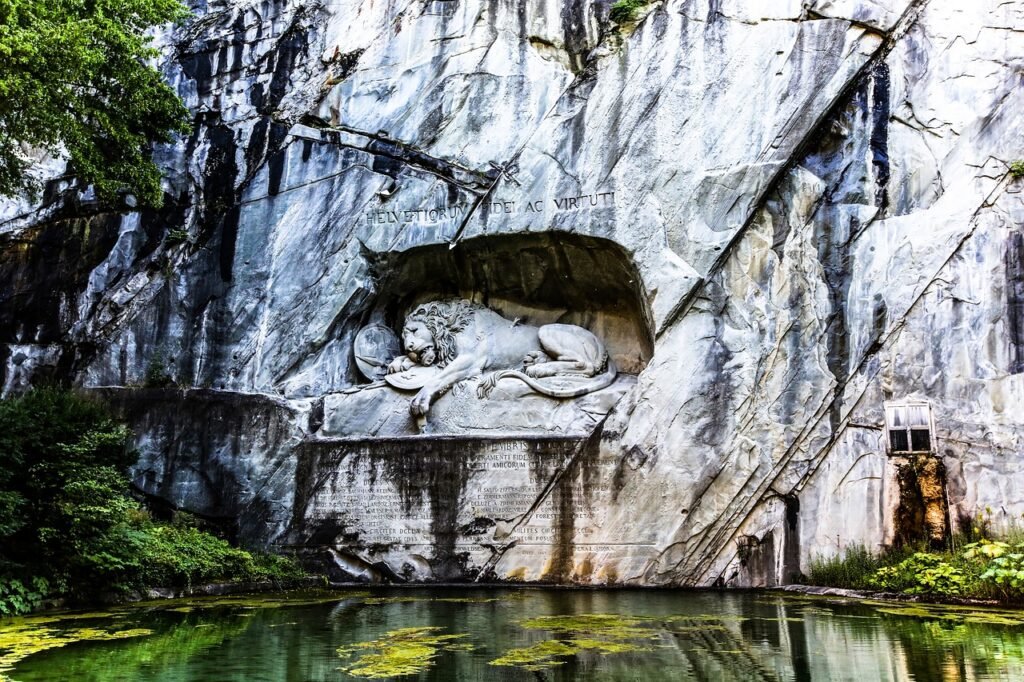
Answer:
908, 405, 930, 427
890, 429, 909, 452
888, 406, 906, 428
911, 429, 931, 452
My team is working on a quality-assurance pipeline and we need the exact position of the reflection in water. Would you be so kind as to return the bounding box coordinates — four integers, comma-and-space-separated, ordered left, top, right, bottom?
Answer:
2, 589, 1024, 681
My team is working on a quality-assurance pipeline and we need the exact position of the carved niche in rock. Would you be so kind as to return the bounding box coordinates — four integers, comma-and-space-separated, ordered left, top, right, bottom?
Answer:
356, 299, 617, 418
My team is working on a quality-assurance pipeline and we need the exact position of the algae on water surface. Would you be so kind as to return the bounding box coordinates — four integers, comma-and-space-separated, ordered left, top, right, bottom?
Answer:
0, 623, 153, 681
488, 613, 668, 671
0, 590, 365, 680
336, 626, 475, 678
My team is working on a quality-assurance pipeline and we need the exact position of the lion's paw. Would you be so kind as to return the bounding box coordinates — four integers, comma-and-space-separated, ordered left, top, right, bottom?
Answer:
388, 356, 412, 374
477, 375, 498, 398
525, 363, 561, 378
522, 350, 549, 366
410, 389, 431, 417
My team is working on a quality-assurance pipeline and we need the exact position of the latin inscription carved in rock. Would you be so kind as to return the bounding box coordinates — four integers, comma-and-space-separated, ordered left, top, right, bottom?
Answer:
363, 191, 616, 226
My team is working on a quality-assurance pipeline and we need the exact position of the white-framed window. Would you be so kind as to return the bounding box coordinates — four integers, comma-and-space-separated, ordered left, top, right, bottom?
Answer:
884, 399, 935, 454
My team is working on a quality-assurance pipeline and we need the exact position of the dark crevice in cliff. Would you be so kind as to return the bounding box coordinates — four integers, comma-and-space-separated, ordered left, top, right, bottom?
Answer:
735, 532, 776, 587
782, 494, 801, 583
1007, 229, 1024, 374
0, 216, 120, 346
265, 9, 312, 114
558, 0, 594, 74
805, 68, 879, 432
193, 121, 242, 282
869, 62, 891, 212
177, 3, 319, 113
0, 204, 176, 389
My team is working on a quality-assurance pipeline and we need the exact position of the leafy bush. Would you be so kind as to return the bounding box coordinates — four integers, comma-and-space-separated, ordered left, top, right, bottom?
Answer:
138, 525, 304, 588
0, 576, 49, 616
165, 229, 190, 246
52, 465, 150, 593
143, 352, 176, 388
980, 555, 1024, 600
1010, 160, 1024, 179
252, 552, 308, 582
867, 553, 968, 596
912, 562, 968, 596
963, 539, 1011, 560
803, 526, 1024, 603
868, 553, 939, 592
808, 548, 971, 597
610, 0, 649, 24
967, 541, 1024, 601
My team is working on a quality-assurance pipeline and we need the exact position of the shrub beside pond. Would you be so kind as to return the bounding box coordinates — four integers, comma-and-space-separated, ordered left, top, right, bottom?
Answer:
805, 532, 1024, 603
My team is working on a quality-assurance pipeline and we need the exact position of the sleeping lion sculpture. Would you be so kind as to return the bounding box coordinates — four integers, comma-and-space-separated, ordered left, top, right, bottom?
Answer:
386, 299, 617, 417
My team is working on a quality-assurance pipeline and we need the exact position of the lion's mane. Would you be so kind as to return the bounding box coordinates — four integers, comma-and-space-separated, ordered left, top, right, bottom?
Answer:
404, 299, 480, 368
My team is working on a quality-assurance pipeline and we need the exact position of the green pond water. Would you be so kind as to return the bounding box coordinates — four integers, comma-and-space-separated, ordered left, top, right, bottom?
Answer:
3, 588, 1024, 681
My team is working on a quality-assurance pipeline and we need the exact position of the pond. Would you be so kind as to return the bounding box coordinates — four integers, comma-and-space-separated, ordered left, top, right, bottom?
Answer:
3, 588, 1024, 681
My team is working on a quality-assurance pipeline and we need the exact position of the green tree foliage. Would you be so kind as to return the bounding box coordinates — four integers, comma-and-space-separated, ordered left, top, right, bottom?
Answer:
0, 389, 304, 615
0, 0, 192, 206
0, 387, 135, 572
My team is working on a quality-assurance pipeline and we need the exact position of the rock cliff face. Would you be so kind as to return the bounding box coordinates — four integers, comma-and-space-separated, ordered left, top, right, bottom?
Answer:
2, 0, 1023, 586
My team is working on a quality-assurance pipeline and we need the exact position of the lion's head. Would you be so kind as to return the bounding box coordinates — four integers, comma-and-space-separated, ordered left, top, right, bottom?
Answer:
401, 299, 479, 368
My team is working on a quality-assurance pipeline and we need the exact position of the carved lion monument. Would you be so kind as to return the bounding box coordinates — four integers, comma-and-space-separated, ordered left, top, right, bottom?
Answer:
386, 299, 617, 417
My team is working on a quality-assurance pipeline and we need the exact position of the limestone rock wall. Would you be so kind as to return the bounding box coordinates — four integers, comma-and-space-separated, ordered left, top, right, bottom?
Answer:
1, 0, 1022, 585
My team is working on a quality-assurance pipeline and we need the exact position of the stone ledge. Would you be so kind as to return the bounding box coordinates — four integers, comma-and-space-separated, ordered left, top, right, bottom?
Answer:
776, 584, 1006, 608
319, 374, 636, 438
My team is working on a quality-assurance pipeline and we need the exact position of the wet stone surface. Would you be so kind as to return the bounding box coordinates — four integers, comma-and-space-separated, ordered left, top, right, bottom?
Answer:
292, 436, 635, 583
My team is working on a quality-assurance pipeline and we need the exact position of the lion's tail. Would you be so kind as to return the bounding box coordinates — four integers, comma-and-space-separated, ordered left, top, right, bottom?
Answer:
479, 360, 618, 399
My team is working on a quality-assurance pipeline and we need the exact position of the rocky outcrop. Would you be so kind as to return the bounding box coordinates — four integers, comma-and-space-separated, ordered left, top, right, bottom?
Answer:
2, 0, 1022, 585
